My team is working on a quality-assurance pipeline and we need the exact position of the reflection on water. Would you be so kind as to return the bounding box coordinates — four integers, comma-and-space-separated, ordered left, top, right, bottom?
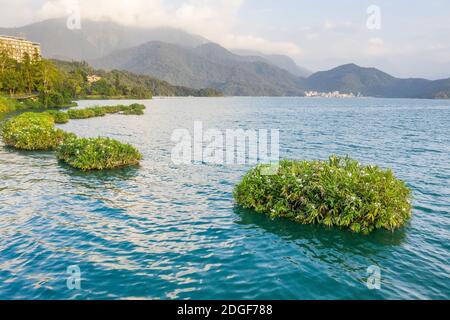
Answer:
0, 97, 449, 299
234, 206, 407, 250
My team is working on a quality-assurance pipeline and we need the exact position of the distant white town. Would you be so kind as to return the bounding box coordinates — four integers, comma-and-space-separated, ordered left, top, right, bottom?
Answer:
304, 91, 363, 98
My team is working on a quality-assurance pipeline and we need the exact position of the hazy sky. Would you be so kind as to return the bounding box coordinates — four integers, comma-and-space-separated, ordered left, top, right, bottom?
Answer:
1, 0, 449, 79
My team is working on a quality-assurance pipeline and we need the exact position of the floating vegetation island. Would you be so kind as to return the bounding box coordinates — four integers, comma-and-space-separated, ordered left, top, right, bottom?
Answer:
57, 137, 142, 171
234, 156, 412, 234
45, 110, 70, 124
0, 104, 145, 170
67, 104, 146, 119
1, 112, 73, 150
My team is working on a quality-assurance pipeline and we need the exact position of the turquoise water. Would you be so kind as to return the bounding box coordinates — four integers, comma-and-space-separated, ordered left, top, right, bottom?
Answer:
0, 97, 449, 300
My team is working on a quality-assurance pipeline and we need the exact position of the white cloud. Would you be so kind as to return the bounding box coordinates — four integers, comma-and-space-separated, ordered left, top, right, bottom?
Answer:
323, 20, 353, 32
0, 0, 39, 27
29, 0, 302, 56
367, 37, 388, 56
224, 34, 302, 55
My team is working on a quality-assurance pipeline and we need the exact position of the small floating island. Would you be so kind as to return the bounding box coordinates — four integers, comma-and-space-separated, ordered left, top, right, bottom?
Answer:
234, 156, 412, 234
1, 104, 145, 171
57, 137, 142, 171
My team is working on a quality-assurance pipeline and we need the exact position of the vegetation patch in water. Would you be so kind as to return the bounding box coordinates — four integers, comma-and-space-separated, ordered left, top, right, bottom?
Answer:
100, 104, 146, 115
234, 156, 412, 234
121, 103, 146, 115
102, 105, 124, 114
88, 106, 107, 117
57, 136, 142, 171
1, 112, 73, 150
45, 110, 70, 124
67, 104, 146, 119
67, 108, 97, 119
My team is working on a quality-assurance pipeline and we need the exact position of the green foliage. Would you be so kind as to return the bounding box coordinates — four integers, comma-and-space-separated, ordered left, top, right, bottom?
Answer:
67, 104, 146, 119
121, 103, 146, 115
57, 137, 142, 171
102, 105, 123, 114
1, 109, 144, 171
0, 51, 73, 108
1, 49, 220, 111
67, 108, 96, 119
88, 106, 107, 117
52, 60, 222, 97
0, 96, 19, 113
45, 110, 70, 124
51, 60, 153, 99
234, 156, 412, 234
1, 112, 73, 150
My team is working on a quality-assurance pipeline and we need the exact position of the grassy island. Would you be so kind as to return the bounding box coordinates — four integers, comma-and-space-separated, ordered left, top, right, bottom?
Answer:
45, 110, 70, 124
67, 104, 146, 119
67, 108, 98, 119
234, 156, 412, 234
1, 112, 73, 150
57, 137, 142, 171
1, 104, 144, 170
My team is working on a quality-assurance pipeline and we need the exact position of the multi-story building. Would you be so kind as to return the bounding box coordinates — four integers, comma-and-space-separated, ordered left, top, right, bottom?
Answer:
0, 35, 41, 62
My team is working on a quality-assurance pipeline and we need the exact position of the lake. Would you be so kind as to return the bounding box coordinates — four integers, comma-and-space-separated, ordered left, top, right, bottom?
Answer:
0, 97, 449, 299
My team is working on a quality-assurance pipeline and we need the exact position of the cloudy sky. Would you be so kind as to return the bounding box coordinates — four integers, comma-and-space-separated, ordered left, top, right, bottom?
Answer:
1, 0, 449, 79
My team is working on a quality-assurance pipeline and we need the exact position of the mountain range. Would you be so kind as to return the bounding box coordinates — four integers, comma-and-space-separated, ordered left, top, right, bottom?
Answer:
1, 18, 449, 98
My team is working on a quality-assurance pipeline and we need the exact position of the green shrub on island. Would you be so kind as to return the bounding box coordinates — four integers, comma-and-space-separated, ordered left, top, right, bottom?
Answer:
66, 104, 146, 119
57, 136, 142, 171
234, 156, 412, 234
67, 108, 96, 119
104, 103, 146, 115
1, 112, 73, 150
102, 105, 124, 114
88, 106, 107, 117
45, 110, 70, 124
121, 103, 146, 115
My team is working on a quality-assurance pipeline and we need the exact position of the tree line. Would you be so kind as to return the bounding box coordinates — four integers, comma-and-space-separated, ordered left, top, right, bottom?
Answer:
0, 51, 152, 108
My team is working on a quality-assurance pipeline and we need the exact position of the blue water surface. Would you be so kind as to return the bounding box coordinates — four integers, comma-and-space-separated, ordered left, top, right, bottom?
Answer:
0, 97, 449, 299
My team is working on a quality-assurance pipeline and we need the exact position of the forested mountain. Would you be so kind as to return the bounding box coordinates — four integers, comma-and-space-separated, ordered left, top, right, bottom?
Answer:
92, 41, 306, 96
306, 64, 450, 98
53, 60, 222, 97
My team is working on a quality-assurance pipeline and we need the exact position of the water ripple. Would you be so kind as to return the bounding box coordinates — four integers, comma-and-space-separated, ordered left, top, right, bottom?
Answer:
0, 97, 449, 299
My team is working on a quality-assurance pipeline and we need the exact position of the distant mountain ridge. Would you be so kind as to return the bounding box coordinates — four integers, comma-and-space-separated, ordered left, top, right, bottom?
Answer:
1, 19, 450, 98
92, 41, 306, 96
232, 49, 312, 78
307, 64, 450, 99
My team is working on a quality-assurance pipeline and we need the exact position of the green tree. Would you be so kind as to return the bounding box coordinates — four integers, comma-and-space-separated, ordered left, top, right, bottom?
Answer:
35, 59, 62, 107
20, 53, 36, 94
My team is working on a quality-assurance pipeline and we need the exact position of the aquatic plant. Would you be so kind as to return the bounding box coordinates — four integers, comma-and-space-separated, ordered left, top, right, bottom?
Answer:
234, 156, 412, 234
66, 104, 146, 119
1, 112, 73, 150
88, 106, 107, 117
67, 108, 96, 119
102, 105, 124, 114
121, 103, 146, 115
45, 110, 70, 124
57, 136, 142, 170
103, 104, 146, 115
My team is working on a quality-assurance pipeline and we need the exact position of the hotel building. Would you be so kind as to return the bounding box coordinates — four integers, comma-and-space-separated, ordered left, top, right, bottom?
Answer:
0, 35, 41, 61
